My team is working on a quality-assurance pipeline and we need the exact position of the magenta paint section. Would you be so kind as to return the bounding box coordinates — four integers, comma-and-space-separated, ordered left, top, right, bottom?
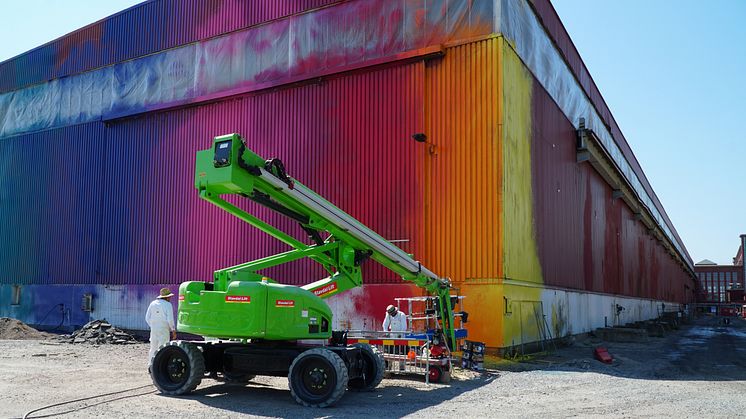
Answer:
96, 62, 425, 286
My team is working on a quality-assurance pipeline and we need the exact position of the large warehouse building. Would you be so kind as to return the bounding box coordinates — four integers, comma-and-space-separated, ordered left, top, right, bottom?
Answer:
0, 0, 695, 351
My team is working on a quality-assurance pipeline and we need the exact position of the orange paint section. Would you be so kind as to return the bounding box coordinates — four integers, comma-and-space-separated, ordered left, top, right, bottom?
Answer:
422, 37, 503, 347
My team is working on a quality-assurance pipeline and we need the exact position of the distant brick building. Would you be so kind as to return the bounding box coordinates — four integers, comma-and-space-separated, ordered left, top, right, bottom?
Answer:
694, 235, 746, 312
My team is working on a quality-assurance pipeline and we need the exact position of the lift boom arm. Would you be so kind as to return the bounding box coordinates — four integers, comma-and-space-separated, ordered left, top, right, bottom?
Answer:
195, 134, 457, 344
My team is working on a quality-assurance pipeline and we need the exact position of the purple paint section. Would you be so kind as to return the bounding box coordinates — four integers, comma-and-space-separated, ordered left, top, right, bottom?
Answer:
0, 0, 494, 138
0, 0, 340, 93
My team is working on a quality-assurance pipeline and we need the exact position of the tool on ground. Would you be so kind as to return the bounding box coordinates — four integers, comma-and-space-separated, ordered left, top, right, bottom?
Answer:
593, 346, 613, 364
149, 133, 468, 407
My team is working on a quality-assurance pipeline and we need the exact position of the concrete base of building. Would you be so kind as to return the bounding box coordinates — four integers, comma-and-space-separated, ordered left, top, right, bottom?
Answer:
1, 283, 687, 355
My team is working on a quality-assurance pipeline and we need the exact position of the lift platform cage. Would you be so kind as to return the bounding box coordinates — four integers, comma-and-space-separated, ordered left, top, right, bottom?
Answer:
347, 295, 468, 383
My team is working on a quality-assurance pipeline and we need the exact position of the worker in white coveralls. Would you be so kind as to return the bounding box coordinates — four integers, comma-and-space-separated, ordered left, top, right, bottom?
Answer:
145, 288, 177, 361
383, 304, 409, 371
382, 304, 408, 335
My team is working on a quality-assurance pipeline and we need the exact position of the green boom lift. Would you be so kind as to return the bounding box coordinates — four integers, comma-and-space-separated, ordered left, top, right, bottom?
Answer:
150, 133, 466, 407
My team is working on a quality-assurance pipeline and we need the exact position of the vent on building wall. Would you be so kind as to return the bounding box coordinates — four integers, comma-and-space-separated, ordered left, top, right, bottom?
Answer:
81, 293, 93, 312
11, 285, 21, 305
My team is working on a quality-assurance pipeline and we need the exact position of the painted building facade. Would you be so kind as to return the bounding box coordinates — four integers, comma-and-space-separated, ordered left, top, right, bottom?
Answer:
0, 0, 695, 350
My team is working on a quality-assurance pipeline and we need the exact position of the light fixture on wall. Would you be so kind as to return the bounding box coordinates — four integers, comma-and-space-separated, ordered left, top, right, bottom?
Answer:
412, 133, 437, 155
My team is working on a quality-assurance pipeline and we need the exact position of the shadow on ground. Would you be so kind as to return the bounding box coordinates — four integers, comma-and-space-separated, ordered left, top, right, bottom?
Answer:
491, 316, 746, 382
165, 371, 497, 418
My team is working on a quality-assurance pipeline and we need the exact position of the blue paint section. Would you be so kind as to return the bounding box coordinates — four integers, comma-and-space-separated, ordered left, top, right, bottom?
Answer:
0, 123, 106, 284
0, 284, 95, 330
0, 284, 172, 331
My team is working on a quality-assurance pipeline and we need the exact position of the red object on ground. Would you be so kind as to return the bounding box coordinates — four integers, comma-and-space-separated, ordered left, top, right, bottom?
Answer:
594, 347, 613, 364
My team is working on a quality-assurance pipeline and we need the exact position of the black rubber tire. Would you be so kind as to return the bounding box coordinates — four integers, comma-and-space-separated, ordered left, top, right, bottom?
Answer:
150, 341, 205, 395
288, 348, 348, 407
348, 343, 385, 391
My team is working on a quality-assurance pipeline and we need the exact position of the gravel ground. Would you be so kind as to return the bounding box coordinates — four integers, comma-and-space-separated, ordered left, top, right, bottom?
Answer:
3, 316, 746, 418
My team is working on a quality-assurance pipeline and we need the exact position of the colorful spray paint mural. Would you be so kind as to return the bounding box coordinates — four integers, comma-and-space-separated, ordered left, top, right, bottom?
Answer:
0, 0, 694, 350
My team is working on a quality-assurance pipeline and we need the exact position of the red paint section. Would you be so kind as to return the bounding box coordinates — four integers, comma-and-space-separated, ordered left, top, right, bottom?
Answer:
531, 78, 692, 301
530, 0, 690, 264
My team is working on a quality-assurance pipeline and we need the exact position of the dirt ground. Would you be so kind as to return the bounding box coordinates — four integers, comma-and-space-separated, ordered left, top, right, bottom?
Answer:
3, 316, 746, 418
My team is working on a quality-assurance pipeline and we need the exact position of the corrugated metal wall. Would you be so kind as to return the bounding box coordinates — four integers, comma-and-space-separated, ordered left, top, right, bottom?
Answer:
0, 0, 339, 93
423, 37, 502, 283
531, 75, 690, 302
1, 61, 425, 286
528, 0, 690, 263
0, 122, 105, 284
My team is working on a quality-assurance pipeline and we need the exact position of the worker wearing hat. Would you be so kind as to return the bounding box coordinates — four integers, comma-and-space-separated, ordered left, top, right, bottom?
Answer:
382, 304, 408, 336
145, 288, 177, 362
383, 304, 408, 371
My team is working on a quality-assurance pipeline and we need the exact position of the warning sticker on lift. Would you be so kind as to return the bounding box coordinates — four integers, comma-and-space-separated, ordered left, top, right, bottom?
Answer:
275, 300, 295, 307
312, 283, 338, 298
225, 295, 251, 303
178, 295, 185, 301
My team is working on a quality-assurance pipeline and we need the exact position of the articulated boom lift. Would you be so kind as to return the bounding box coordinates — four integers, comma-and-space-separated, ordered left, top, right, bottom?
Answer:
150, 133, 465, 407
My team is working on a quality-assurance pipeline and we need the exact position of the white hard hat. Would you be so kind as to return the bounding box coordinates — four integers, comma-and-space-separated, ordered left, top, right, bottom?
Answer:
386, 305, 397, 314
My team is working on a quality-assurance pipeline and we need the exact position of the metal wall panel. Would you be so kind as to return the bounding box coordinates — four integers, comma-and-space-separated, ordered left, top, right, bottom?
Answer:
530, 75, 691, 302
0, 122, 105, 285
527, 0, 691, 263
0, 0, 339, 93
95, 61, 424, 286
423, 37, 501, 283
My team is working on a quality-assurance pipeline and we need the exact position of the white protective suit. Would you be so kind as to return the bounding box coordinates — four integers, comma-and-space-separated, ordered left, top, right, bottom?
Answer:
382, 310, 408, 334
145, 298, 175, 360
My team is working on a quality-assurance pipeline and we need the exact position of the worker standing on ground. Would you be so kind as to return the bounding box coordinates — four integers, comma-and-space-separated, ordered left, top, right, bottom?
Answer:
383, 304, 408, 371
145, 288, 177, 362
383, 304, 408, 336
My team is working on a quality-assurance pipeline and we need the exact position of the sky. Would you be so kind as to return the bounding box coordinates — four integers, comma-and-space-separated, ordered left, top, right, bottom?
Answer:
0, 1, 743, 265
553, 0, 746, 265
0, 1, 142, 63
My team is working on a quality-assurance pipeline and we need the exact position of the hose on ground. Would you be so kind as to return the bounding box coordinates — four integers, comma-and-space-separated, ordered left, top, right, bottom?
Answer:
22, 384, 154, 419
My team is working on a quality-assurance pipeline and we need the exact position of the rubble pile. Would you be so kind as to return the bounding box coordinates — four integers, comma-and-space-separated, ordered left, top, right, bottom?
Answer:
0, 317, 53, 340
67, 320, 139, 344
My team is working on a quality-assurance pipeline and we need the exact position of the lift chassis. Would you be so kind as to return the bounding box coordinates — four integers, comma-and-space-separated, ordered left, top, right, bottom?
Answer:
150, 134, 465, 407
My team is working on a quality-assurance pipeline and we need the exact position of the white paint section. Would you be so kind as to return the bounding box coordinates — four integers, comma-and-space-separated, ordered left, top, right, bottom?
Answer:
540, 287, 680, 339
94, 285, 164, 330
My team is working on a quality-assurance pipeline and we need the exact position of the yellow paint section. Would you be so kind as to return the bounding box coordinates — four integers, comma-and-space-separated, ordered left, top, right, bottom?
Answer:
499, 40, 544, 349
501, 41, 542, 285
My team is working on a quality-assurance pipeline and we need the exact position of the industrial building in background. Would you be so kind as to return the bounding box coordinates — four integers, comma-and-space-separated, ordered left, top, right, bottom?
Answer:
694, 235, 745, 314
0, 0, 695, 352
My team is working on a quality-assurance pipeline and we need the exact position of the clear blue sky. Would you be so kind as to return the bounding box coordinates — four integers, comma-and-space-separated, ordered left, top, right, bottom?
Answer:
0, 1, 744, 264
553, 0, 746, 265
0, 1, 142, 63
